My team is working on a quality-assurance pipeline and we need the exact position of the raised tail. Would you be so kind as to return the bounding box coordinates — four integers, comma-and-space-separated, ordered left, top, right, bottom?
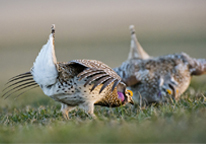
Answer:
31, 24, 58, 87
2, 25, 59, 99
128, 25, 150, 60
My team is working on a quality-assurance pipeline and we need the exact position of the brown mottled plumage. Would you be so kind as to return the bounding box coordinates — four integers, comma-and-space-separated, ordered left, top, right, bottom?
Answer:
2, 25, 134, 119
114, 25, 206, 104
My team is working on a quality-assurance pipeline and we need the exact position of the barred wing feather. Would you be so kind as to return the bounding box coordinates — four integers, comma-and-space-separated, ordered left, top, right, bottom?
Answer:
68, 59, 122, 93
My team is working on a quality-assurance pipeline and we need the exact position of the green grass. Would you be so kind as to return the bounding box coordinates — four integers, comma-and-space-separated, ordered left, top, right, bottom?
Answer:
0, 83, 206, 143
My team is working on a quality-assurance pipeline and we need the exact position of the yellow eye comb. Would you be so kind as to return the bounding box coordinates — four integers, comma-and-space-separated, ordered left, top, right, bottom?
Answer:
166, 89, 172, 95
127, 90, 133, 97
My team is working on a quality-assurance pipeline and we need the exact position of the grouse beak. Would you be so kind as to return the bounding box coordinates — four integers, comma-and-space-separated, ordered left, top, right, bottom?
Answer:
129, 99, 135, 105
125, 89, 134, 105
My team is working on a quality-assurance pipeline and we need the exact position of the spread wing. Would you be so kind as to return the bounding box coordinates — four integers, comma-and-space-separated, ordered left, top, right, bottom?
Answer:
68, 59, 122, 93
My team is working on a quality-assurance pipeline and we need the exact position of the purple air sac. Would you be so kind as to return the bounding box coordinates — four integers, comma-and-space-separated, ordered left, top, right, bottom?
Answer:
117, 91, 125, 102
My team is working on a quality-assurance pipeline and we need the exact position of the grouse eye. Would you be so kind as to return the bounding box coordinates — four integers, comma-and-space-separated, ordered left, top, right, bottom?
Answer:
166, 89, 172, 95
127, 90, 133, 97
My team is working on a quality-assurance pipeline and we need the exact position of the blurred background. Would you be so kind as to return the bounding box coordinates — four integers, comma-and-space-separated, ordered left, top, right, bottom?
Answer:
0, 0, 206, 107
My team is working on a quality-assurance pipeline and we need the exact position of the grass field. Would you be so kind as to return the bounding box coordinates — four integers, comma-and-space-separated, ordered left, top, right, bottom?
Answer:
0, 0, 206, 143
0, 82, 206, 143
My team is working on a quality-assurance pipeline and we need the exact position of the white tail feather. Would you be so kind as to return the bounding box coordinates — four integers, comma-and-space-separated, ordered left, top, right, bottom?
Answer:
128, 25, 150, 60
32, 26, 58, 86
